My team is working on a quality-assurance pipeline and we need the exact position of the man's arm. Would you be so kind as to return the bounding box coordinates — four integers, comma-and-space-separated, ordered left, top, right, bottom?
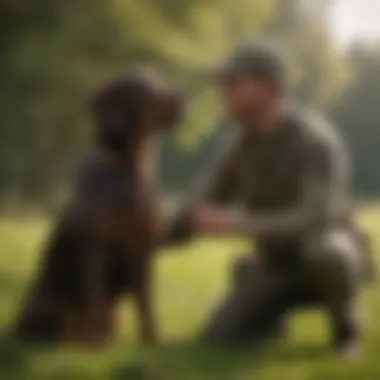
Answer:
166, 130, 242, 243
192, 128, 351, 237
241, 133, 349, 235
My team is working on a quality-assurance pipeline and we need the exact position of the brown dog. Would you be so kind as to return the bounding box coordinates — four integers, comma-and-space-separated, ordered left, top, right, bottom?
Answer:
15, 70, 182, 347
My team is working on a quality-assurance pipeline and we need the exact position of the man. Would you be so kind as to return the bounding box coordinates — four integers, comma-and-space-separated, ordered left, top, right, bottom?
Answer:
168, 42, 368, 356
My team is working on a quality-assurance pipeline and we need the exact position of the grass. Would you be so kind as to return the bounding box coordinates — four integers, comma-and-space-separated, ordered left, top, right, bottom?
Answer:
0, 207, 380, 379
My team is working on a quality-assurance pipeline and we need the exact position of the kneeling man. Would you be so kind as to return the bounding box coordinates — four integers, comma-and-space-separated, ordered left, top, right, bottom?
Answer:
169, 42, 370, 356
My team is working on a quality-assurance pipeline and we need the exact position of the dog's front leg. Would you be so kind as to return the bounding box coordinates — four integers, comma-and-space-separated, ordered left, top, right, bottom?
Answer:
134, 257, 157, 346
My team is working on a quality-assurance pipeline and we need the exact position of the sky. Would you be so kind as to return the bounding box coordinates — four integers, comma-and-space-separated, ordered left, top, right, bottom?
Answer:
330, 0, 380, 46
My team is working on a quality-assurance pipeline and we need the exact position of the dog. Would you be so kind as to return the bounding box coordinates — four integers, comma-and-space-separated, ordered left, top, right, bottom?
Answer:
14, 70, 183, 347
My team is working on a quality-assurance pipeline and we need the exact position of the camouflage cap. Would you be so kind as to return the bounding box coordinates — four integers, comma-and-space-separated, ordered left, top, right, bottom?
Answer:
209, 41, 288, 88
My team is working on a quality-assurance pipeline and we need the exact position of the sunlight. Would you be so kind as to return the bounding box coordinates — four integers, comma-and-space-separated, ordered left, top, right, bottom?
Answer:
330, 0, 380, 45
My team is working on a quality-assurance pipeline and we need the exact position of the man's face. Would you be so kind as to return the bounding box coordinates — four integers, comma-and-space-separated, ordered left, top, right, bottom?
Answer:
219, 73, 276, 124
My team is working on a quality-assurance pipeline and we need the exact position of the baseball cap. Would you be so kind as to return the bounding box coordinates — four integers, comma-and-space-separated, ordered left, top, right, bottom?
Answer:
207, 41, 288, 88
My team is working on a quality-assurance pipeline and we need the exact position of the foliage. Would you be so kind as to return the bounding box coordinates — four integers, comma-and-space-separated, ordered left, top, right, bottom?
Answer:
331, 44, 380, 196
0, 0, 277, 206
0, 0, 376, 205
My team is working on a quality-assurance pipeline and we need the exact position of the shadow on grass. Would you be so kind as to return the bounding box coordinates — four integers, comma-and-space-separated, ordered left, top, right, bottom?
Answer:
0, 334, 330, 380
0, 270, 32, 379
0, 271, 21, 294
0, 332, 30, 379
112, 340, 329, 380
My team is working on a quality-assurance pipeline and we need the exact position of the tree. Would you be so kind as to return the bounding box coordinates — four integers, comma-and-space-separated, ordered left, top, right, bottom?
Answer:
0, 0, 278, 206
331, 44, 380, 196
264, 0, 351, 109
0, 0, 356, 205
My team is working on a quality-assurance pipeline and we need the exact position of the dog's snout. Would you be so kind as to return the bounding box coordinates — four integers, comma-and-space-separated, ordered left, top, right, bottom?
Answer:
156, 89, 185, 129
171, 90, 185, 116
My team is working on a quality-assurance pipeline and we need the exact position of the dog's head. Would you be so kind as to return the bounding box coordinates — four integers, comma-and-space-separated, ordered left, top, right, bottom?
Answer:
92, 70, 183, 152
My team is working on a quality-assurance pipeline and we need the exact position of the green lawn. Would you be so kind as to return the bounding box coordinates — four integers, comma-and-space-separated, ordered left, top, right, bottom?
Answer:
0, 207, 380, 380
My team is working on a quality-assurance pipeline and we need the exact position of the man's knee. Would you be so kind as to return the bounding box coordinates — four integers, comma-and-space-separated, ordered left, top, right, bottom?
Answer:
307, 230, 361, 275
200, 290, 253, 346
305, 230, 362, 302
230, 256, 257, 289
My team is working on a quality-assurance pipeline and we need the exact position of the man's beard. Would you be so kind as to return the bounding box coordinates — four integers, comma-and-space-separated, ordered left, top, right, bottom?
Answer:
233, 103, 263, 127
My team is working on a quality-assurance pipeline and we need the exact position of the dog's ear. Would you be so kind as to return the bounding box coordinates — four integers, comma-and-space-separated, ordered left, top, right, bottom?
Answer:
91, 75, 153, 152
92, 84, 129, 152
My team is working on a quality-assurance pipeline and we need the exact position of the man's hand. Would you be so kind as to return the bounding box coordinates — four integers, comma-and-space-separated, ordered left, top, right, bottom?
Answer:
191, 204, 250, 236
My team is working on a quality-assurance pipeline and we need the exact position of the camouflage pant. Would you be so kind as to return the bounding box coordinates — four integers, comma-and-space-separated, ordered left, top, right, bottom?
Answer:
201, 229, 364, 349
